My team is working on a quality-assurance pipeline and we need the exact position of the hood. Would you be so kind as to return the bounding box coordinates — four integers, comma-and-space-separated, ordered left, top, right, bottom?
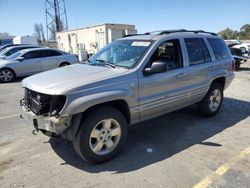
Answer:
228, 43, 238, 48
22, 64, 130, 95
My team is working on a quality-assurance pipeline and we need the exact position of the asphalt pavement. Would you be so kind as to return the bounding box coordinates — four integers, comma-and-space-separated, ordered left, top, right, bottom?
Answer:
0, 62, 250, 188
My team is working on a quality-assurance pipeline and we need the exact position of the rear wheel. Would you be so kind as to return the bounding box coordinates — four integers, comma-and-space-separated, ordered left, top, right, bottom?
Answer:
234, 60, 241, 71
73, 106, 128, 163
59, 62, 70, 67
0, 68, 15, 83
197, 83, 223, 117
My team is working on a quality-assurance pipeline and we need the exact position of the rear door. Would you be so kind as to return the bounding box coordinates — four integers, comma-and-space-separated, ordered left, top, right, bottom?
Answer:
39, 50, 62, 71
184, 38, 213, 102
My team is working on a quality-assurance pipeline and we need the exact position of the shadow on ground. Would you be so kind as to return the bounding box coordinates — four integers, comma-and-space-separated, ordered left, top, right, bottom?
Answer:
237, 67, 250, 72
49, 97, 250, 173
0, 77, 26, 84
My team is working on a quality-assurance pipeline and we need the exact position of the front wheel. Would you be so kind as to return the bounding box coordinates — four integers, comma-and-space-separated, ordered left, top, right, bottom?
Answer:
0, 68, 15, 83
197, 83, 223, 117
73, 106, 128, 163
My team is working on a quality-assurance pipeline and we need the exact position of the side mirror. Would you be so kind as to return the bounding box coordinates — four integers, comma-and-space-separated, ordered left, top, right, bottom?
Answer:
17, 57, 24, 61
144, 61, 167, 76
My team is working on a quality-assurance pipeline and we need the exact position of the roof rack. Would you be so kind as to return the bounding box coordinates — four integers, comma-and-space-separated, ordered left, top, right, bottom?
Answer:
122, 29, 217, 38
145, 29, 217, 36
122, 34, 148, 38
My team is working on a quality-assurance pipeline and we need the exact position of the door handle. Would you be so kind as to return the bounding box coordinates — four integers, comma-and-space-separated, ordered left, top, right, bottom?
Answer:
175, 72, 186, 78
208, 66, 215, 70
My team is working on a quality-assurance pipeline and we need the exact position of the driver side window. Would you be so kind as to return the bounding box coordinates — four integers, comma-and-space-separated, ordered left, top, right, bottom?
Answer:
149, 39, 183, 70
22, 51, 39, 60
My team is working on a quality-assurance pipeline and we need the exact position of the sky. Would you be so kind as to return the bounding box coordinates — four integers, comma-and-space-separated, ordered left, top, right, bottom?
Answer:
0, 0, 249, 37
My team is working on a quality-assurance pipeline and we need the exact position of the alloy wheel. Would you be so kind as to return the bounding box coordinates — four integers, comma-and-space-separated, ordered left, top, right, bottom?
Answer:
89, 118, 121, 155
209, 89, 221, 112
0, 70, 13, 82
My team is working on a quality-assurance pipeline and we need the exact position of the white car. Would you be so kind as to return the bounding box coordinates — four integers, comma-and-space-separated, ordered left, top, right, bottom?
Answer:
0, 48, 79, 82
0, 45, 41, 59
225, 40, 250, 55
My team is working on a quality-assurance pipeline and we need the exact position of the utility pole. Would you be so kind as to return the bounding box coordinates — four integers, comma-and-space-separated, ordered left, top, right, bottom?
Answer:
45, 0, 68, 40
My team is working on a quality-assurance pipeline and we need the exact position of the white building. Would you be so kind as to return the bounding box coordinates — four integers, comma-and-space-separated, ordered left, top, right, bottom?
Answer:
56, 23, 137, 60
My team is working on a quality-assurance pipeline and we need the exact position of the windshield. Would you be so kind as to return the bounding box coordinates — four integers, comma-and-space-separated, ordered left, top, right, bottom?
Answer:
89, 40, 152, 68
0, 48, 10, 55
6, 51, 23, 60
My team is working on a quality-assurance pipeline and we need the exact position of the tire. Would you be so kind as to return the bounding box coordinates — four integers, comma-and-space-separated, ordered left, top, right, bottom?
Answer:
59, 62, 70, 67
197, 83, 223, 117
234, 61, 241, 71
0, 68, 15, 83
73, 106, 128, 163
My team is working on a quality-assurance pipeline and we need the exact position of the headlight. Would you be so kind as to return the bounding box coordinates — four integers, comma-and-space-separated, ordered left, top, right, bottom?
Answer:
24, 88, 66, 117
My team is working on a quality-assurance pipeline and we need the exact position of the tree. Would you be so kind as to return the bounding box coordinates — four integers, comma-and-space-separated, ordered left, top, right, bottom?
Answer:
33, 23, 46, 43
49, 20, 65, 40
0, 32, 14, 38
218, 28, 238, 40
239, 24, 250, 39
218, 24, 250, 40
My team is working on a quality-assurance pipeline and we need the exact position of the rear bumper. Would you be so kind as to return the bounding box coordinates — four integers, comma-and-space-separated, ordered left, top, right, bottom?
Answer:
224, 72, 235, 90
20, 100, 71, 134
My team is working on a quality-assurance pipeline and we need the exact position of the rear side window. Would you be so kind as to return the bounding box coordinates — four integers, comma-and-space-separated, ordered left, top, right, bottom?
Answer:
39, 50, 61, 57
207, 38, 231, 60
185, 38, 211, 66
39, 50, 62, 57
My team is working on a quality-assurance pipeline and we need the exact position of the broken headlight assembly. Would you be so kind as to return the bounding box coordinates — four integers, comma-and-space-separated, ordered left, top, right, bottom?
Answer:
23, 88, 66, 117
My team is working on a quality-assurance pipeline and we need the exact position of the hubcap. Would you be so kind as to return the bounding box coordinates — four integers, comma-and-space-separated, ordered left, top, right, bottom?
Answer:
89, 119, 121, 155
209, 89, 221, 112
0, 70, 13, 82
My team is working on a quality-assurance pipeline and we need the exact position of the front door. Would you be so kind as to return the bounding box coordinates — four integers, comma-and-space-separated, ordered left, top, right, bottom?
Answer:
15, 50, 42, 76
138, 39, 188, 120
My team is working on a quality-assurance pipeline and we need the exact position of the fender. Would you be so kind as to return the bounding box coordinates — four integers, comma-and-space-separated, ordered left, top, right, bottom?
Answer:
62, 90, 136, 115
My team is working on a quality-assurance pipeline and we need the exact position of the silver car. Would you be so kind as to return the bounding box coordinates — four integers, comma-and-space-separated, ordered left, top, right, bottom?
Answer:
0, 45, 41, 59
0, 48, 79, 82
20, 30, 235, 163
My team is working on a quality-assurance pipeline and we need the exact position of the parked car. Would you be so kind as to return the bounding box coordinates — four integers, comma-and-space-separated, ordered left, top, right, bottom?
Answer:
225, 40, 250, 55
0, 48, 79, 82
0, 44, 25, 52
20, 29, 235, 163
0, 45, 41, 59
228, 43, 249, 70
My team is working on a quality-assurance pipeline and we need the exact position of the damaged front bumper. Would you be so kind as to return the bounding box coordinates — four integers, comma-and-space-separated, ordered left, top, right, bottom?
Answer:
20, 100, 72, 135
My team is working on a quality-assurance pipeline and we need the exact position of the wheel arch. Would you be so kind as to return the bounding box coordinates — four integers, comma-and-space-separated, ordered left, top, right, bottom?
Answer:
59, 62, 71, 67
211, 77, 226, 89
62, 99, 131, 141
82, 99, 131, 124
0, 67, 16, 76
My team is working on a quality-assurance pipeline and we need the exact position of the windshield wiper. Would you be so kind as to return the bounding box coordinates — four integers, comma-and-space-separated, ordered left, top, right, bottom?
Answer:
95, 59, 116, 68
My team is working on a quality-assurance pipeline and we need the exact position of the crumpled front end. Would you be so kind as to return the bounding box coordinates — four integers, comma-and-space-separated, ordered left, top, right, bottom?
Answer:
20, 88, 71, 135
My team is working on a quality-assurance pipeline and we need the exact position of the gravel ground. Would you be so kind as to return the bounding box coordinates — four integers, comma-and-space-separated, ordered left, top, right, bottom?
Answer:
0, 61, 250, 188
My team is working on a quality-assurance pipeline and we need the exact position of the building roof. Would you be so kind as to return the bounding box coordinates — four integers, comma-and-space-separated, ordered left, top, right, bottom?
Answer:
56, 23, 135, 34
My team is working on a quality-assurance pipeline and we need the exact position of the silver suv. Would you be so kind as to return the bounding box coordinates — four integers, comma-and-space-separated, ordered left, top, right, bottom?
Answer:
20, 30, 235, 163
